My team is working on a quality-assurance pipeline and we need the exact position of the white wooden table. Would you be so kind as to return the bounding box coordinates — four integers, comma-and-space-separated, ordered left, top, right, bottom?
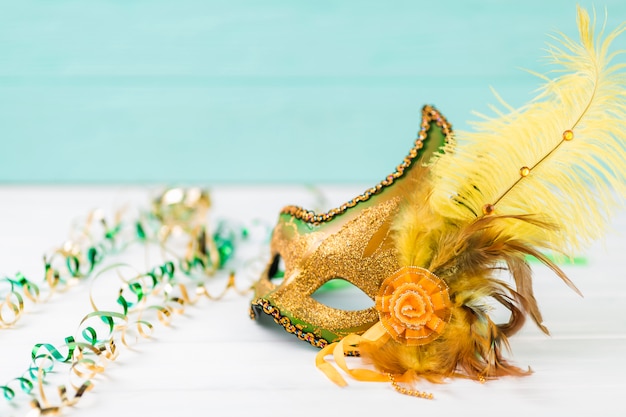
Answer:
0, 185, 624, 417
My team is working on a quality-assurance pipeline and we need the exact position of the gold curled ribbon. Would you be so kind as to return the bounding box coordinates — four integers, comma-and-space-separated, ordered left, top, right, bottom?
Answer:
24, 263, 245, 413
0, 208, 126, 336
0, 291, 24, 327
0, 188, 248, 411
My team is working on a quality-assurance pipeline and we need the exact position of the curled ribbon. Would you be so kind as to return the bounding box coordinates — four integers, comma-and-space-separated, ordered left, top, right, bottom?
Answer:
0, 188, 248, 413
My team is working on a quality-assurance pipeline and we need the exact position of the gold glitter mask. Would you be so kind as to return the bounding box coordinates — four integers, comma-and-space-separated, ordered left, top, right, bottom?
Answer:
250, 105, 453, 347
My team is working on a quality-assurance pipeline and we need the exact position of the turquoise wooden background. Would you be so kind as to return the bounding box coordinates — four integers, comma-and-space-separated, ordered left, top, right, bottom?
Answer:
1, 1, 624, 184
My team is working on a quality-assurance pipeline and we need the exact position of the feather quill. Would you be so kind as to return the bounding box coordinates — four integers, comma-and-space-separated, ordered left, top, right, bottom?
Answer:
430, 7, 626, 255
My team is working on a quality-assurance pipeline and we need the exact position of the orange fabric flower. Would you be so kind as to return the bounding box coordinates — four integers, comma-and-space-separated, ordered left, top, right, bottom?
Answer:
376, 267, 451, 346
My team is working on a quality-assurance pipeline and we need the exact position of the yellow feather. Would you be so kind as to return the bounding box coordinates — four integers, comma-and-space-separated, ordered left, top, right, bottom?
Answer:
361, 7, 625, 384
318, 8, 626, 388
430, 7, 626, 255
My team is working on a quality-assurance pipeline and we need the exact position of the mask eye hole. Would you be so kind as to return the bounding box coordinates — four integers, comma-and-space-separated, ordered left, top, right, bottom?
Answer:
267, 254, 285, 284
311, 278, 374, 311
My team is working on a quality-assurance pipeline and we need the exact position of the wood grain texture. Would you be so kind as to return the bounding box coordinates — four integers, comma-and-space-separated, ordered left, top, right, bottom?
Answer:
0, 185, 623, 417
0, 1, 625, 183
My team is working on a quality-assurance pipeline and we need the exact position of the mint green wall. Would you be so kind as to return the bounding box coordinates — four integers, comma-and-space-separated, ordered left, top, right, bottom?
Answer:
1, 1, 624, 184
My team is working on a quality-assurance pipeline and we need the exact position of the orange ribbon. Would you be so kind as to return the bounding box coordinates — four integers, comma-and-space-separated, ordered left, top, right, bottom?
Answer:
315, 322, 390, 386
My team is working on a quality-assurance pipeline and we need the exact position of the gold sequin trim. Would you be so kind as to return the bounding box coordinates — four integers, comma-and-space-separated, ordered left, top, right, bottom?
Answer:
280, 105, 453, 224
250, 298, 330, 349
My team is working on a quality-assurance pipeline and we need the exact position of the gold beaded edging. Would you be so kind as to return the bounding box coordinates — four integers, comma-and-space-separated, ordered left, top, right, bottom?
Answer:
250, 298, 330, 348
250, 298, 361, 356
281, 105, 453, 224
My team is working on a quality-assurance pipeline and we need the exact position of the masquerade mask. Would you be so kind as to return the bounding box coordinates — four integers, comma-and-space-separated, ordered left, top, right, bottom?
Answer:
251, 7, 626, 394
250, 105, 452, 347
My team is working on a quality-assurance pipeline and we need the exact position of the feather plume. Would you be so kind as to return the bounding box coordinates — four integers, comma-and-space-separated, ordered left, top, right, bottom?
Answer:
316, 8, 626, 390
430, 7, 626, 255
355, 7, 625, 385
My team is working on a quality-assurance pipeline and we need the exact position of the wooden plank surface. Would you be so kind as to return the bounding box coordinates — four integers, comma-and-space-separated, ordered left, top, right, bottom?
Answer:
1, 1, 625, 183
0, 185, 624, 416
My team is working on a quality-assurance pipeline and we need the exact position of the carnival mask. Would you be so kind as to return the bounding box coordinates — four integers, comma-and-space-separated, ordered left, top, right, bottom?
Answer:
250, 105, 452, 347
